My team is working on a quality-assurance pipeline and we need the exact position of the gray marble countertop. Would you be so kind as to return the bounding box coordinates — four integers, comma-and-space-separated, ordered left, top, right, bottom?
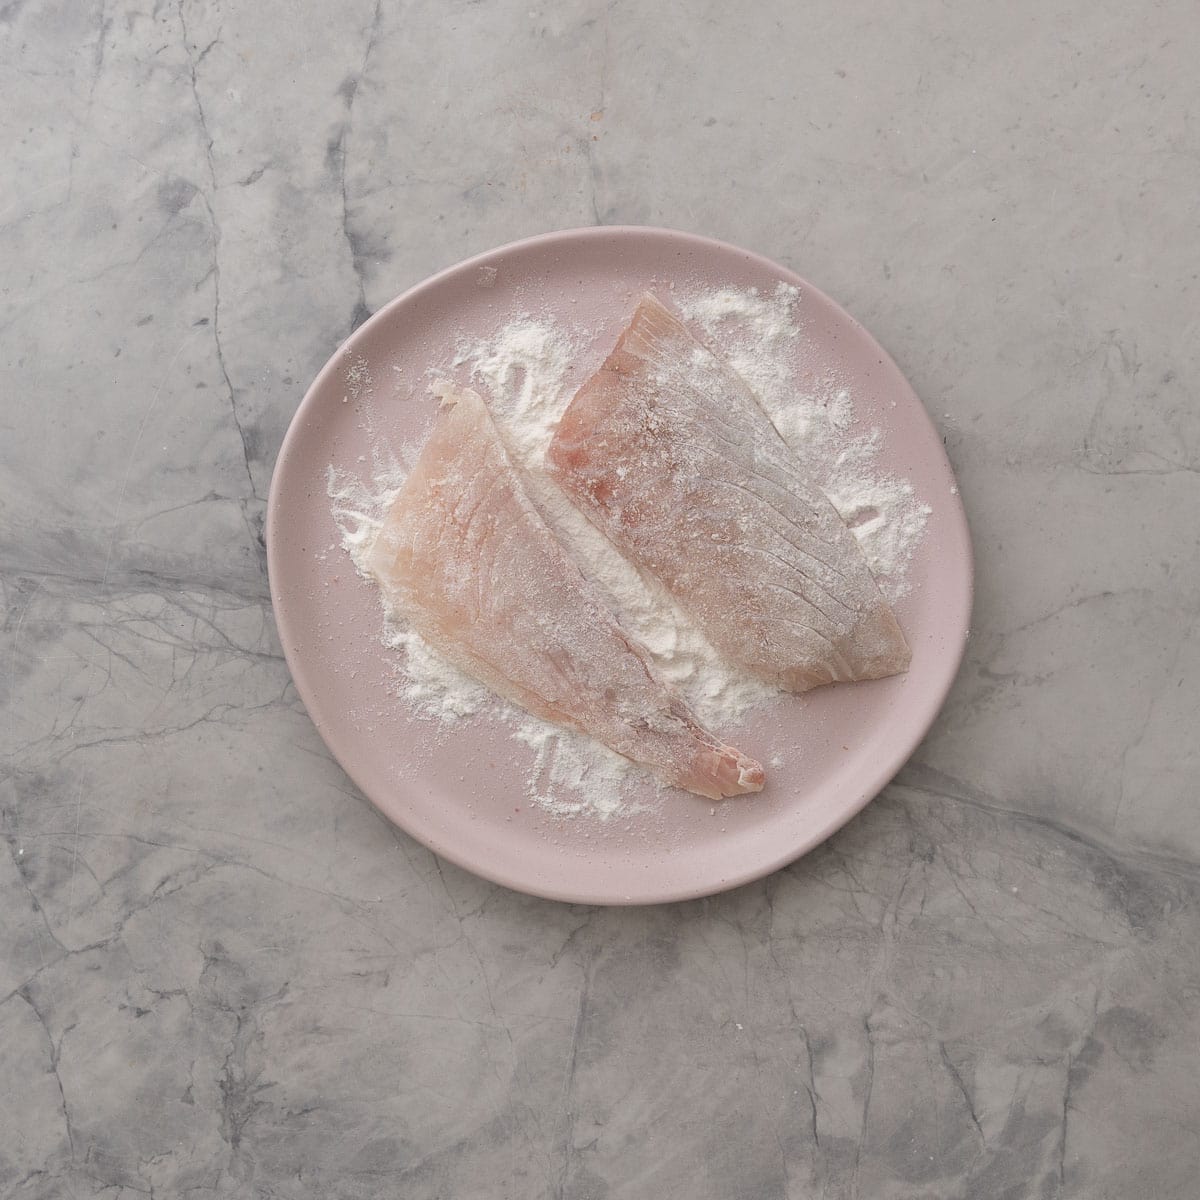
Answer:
4, 2, 1199, 1197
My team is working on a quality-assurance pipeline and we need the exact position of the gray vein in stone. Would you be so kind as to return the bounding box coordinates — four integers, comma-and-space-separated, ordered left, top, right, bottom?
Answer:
1000, 588, 1123, 638
1074, 457, 1200, 477
1057, 1053, 1074, 1194
939, 1042, 985, 1148
798, 1023, 820, 1149
126, 492, 247, 536
897, 763, 1200, 880
97, 331, 198, 589
0, 175, 73, 234
0, 559, 272, 605
87, 0, 111, 114
177, 0, 258, 505
854, 1012, 876, 1184
583, 7, 611, 224
17, 987, 76, 1158
335, 0, 383, 332
555, 956, 592, 1200
14, 692, 291, 766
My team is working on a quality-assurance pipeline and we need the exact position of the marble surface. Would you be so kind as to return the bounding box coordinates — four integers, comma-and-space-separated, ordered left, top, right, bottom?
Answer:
3, 1, 1199, 1196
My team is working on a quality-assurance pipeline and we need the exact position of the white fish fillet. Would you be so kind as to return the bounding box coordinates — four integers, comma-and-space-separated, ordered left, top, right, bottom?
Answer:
546, 295, 911, 691
366, 385, 765, 800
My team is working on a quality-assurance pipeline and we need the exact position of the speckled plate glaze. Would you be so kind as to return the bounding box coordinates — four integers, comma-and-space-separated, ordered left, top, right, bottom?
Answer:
267, 227, 973, 905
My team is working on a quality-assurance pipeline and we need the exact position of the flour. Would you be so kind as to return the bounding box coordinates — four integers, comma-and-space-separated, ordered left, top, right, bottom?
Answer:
683, 281, 803, 370
514, 721, 635, 819
344, 353, 372, 403
328, 286, 931, 819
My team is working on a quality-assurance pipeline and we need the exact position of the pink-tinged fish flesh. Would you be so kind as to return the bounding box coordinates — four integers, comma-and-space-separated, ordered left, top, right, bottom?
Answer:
367, 385, 764, 800
546, 295, 911, 692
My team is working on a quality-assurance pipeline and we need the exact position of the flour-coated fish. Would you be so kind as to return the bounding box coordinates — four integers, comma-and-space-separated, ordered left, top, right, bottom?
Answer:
367, 385, 765, 799
546, 295, 910, 691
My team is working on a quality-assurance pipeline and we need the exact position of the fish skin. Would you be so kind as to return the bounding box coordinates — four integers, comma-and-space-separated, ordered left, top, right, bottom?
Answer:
367, 384, 764, 800
546, 294, 911, 692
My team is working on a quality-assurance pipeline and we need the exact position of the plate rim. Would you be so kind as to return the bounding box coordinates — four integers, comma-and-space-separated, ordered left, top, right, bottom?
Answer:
267, 224, 974, 905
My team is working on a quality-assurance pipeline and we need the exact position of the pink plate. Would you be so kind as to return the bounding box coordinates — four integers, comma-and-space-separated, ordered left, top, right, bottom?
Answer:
267, 227, 972, 905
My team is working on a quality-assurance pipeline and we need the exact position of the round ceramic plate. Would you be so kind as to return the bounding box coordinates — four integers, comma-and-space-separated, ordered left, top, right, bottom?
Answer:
267, 227, 972, 905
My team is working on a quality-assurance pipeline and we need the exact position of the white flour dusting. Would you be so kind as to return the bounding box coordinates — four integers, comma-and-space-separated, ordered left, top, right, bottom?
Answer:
514, 721, 634, 820
329, 286, 930, 818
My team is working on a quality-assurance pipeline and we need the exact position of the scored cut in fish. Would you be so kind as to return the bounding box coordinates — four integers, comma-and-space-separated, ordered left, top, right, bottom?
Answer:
366, 384, 765, 800
546, 294, 911, 692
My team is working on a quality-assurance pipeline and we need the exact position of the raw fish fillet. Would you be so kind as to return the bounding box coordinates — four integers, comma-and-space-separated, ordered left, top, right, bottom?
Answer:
546, 295, 910, 692
367, 385, 764, 800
